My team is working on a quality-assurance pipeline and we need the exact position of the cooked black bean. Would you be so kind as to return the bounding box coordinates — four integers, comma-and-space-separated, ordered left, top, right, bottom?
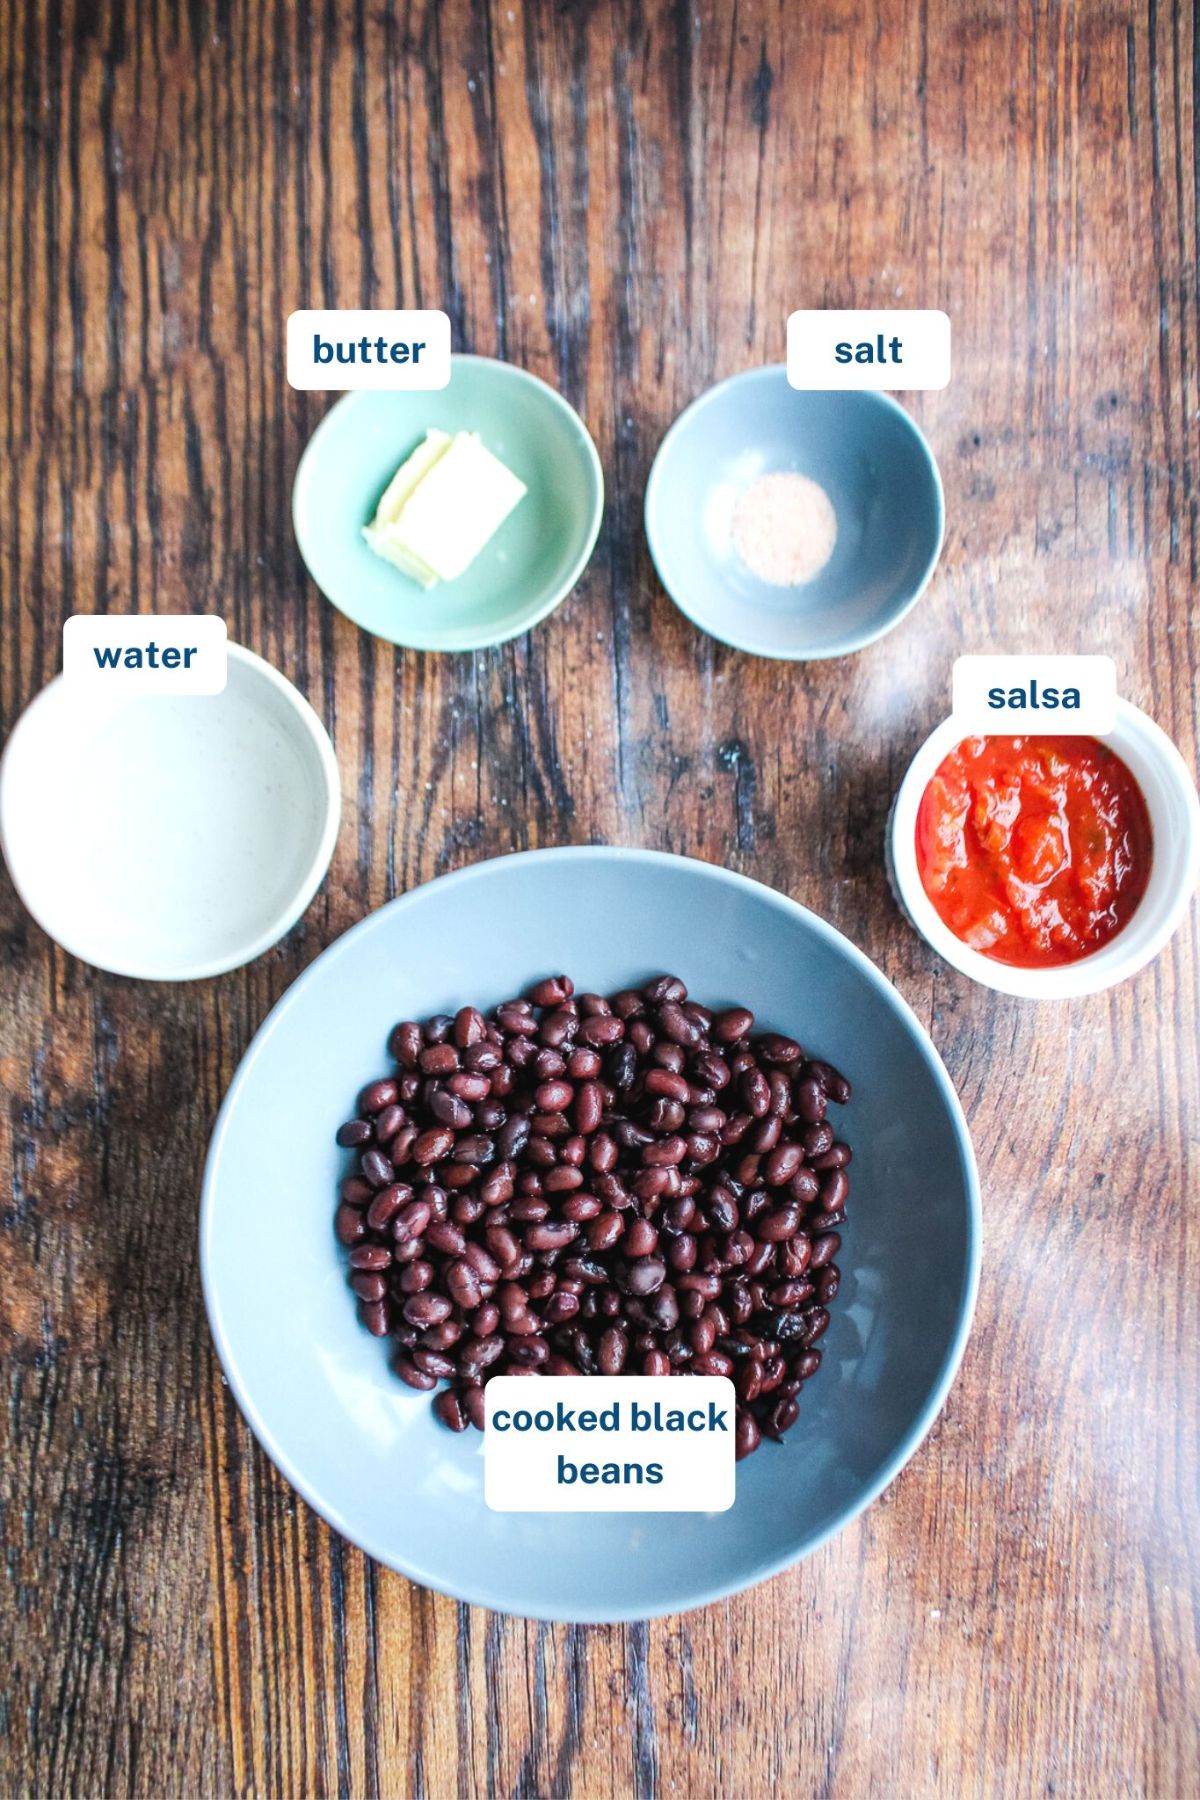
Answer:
390, 1022, 423, 1067
820, 1168, 850, 1211
359, 1148, 394, 1189
394, 1355, 437, 1391
598, 1326, 628, 1374
433, 1387, 469, 1431
795, 1076, 827, 1124
803, 1121, 835, 1158
335, 1204, 366, 1246
757, 1203, 802, 1242
374, 1103, 407, 1143
624, 1218, 659, 1257
809, 1231, 841, 1270
761, 1394, 800, 1440
621, 1258, 666, 1296
403, 1292, 452, 1328
740, 1068, 771, 1118
360, 1299, 392, 1338
348, 1244, 392, 1271
528, 974, 574, 1006
764, 1143, 804, 1186
359, 1078, 399, 1115
365, 1184, 409, 1232
430, 1089, 473, 1129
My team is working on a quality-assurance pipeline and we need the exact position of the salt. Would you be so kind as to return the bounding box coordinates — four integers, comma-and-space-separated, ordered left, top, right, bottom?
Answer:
731, 471, 838, 586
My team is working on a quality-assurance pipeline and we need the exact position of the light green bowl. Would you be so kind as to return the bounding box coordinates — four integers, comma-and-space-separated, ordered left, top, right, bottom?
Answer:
292, 356, 604, 652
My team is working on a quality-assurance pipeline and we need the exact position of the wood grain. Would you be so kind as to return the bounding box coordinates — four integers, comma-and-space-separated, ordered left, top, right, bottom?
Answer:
1, 2, 1197, 1796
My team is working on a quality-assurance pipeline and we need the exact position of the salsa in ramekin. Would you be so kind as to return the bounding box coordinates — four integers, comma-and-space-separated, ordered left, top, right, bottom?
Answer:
915, 735, 1153, 968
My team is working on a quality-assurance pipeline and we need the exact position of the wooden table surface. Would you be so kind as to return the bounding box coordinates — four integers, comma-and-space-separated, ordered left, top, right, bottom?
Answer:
2, 3, 1197, 1796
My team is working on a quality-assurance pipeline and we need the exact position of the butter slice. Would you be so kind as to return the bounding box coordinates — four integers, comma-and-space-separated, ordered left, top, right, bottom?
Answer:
363, 429, 527, 588
362, 429, 452, 587
389, 432, 527, 582
373, 428, 452, 521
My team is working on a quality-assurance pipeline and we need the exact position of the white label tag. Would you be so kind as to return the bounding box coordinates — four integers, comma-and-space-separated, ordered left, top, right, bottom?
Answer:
63, 614, 228, 693
952, 655, 1117, 736
787, 309, 951, 390
286, 309, 451, 390
483, 1376, 736, 1512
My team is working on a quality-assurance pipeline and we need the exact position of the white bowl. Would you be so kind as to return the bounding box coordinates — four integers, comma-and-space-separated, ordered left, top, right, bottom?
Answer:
888, 699, 1200, 998
0, 643, 341, 980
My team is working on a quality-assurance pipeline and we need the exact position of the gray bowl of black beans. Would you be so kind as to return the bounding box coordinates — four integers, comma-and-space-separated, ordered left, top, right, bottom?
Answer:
202, 847, 980, 1621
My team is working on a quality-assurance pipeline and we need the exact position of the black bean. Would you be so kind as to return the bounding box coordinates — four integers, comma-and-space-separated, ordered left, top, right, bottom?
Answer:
643, 975, 687, 1004
389, 1022, 423, 1067
349, 1244, 392, 1272
761, 1395, 800, 1440
360, 1078, 399, 1115
598, 1326, 628, 1374
764, 1142, 804, 1186
403, 1293, 452, 1328
622, 1258, 667, 1296
740, 1068, 771, 1118
803, 1121, 834, 1158
757, 1203, 802, 1242
359, 1147, 394, 1189
350, 1271, 387, 1302
365, 1184, 408, 1232
625, 1219, 659, 1257
374, 1104, 407, 1143
528, 975, 574, 1006
820, 1168, 850, 1212
335, 1204, 366, 1246
809, 1232, 841, 1270
433, 1388, 469, 1431
394, 1355, 437, 1391
430, 1089, 473, 1129
657, 1001, 701, 1046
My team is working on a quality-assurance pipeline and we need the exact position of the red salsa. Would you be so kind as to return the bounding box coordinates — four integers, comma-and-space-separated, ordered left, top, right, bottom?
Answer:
915, 735, 1153, 967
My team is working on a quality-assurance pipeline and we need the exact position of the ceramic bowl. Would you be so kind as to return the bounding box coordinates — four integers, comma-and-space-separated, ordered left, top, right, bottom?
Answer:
292, 356, 604, 652
644, 367, 944, 660
0, 643, 341, 980
201, 847, 980, 1620
888, 700, 1200, 999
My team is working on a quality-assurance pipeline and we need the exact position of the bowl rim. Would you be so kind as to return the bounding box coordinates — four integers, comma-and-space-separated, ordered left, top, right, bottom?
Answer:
0, 642, 342, 981
200, 844, 982, 1621
889, 700, 1200, 998
643, 367, 946, 662
291, 353, 606, 653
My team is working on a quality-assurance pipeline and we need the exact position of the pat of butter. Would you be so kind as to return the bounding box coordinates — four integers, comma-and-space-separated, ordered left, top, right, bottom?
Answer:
371, 428, 452, 526
363, 430, 527, 587
362, 429, 451, 587
392, 432, 527, 582
362, 532, 439, 587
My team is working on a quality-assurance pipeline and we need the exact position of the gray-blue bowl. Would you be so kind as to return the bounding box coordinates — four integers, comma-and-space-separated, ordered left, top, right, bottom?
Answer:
645, 368, 945, 660
201, 848, 980, 1621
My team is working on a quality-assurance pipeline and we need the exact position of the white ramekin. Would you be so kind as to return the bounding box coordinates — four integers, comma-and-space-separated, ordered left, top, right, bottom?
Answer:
888, 699, 1200, 998
0, 643, 342, 981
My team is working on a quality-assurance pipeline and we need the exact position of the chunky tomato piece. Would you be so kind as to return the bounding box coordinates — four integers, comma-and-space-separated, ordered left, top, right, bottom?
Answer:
915, 736, 1152, 967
